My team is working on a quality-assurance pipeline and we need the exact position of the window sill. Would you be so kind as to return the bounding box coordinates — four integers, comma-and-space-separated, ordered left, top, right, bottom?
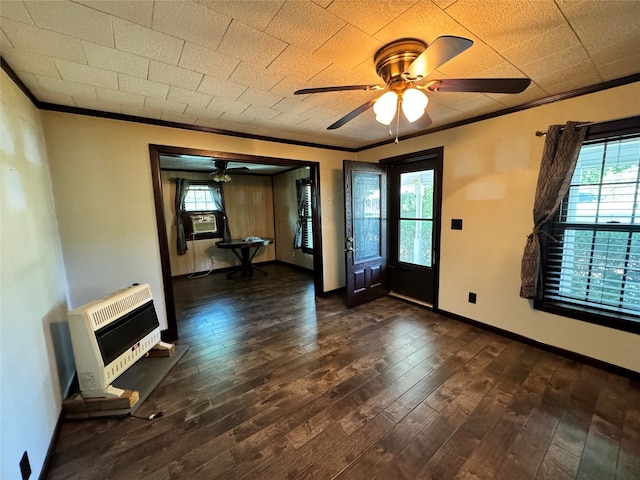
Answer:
535, 301, 640, 335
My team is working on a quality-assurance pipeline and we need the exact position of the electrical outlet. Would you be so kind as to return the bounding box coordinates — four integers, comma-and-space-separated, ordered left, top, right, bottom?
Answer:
468, 292, 477, 304
20, 451, 31, 480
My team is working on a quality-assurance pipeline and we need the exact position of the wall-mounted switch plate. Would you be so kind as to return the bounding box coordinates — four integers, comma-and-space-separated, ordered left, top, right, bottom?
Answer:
468, 292, 477, 304
451, 219, 463, 230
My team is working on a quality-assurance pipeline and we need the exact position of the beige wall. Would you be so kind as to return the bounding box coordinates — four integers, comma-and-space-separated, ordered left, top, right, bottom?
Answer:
273, 167, 314, 270
359, 82, 640, 373
0, 71, 74, 479
42, 110, 351, 330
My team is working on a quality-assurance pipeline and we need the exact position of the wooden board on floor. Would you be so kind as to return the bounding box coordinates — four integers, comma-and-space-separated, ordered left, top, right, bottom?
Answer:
63, 344, 188, 420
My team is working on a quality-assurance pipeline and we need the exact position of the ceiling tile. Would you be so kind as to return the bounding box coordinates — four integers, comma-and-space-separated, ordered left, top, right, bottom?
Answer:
197, 75, 247, 101
314, 25, 383, 70
519, 44, 589, 81
218, 20, 287, 69
444, 0, 566, 52
120, 104, 162, 119
178, 42, 240, 80
24, 0, 114, 48
199, 0, 284, 30
82, 41, 149, 79
218, 110, 255, 124
589, 36, 640, 68
207, 96, 251, 115
561, 0, 640, 52
535, 59, 602, 96
34, 90, 75, 106
113, 18, 183, 65
95, 86, 144, 106
80, 98, 121, 114
265, 0, 345, 51
266, 45, 331, 82
374, 0, 460, 45
13, 71, 41, 92
228, 61, 284, 91
1, 1, 34, 24
148, 60, 203, 91
244, 104, 281, 121
167, 86, 213, 109
74, 0, 154, 27
1, 30, 13, 49
118, 73, 169, 99
327, 0, 416, 36
1, 18, 87, 63
499, 24, 581, 68
184, 104, 221, 120
144, 97, 187, 114
237, 87, 283, 108
152, 0, 230, 49
160, 111, 199, 125
1, 48, 59, 78
596, 53, 640, 82
55, 59, 118, 89
35, 75, 98, 100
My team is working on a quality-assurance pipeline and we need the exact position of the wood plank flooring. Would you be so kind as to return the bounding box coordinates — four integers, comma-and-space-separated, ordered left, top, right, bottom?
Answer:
46, 263, 640, 479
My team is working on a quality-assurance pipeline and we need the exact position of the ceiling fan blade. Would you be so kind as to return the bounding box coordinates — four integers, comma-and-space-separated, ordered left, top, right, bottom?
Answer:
427, 78, 531, 93
295, 84, 383, 95
228, 167, 250, 172
327, 99, 376, 130
403, 35, 473, 82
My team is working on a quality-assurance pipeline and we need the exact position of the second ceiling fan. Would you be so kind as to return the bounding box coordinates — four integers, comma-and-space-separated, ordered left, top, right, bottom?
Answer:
294, 35, 531, 130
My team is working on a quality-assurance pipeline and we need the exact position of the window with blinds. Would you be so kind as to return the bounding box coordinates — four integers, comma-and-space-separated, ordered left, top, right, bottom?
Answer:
543, 132, 640, 331
300, 180, 313, 253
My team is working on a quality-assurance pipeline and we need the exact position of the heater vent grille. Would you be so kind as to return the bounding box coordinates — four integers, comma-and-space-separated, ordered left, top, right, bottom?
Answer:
89, 286, 152, 329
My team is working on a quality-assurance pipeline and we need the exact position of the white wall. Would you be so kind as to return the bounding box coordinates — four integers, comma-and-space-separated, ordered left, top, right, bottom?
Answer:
360, 82, 640, 373
42, 111, 352, 329
0, 71, 74, 479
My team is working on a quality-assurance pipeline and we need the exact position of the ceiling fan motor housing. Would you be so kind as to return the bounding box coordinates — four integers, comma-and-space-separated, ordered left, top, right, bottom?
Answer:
374, 38, 426, 85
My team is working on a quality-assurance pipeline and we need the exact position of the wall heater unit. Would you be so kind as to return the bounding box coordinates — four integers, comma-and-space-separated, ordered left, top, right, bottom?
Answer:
67, 283, 161, 398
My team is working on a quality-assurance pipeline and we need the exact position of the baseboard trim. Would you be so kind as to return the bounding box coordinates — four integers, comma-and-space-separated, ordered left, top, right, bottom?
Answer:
437, 308, 640, 382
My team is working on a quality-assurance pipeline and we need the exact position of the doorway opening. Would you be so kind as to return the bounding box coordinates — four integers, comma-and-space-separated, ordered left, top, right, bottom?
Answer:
149, 144, 323, 341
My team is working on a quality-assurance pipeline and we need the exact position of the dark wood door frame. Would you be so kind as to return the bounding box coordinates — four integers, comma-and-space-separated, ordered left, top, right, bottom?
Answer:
379, 146, 443, 310
149, 144, 324, 341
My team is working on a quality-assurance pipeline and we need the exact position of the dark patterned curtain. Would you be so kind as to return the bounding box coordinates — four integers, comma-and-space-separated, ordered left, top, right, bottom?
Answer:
209, 181, 232, 242
293, 179, 305, 249
520, 121, 587, 299
175, 178, 190, 255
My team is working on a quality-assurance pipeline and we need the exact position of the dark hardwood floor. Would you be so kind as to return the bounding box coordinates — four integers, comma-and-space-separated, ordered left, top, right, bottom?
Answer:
47, 263, 640, 479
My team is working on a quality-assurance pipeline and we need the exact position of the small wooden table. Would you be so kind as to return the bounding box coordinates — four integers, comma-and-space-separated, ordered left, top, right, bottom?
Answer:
216, 238, 272, 278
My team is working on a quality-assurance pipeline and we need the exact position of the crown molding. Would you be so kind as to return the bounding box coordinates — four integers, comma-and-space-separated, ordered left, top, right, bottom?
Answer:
2, 56, 639, 153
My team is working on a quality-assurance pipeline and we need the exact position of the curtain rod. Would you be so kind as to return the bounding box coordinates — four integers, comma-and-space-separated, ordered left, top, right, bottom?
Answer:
535, 121, 592, 137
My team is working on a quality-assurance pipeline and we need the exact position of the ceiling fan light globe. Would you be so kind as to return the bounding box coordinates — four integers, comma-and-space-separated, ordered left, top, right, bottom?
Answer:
402, 88, 428, 122
373, 91, 398, 125
223, 174, 231, 182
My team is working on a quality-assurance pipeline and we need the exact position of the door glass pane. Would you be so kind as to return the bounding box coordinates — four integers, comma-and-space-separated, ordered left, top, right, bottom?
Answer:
399, 219, 432, 266
398, 169, 434, 267
353, 172, 381, 262
400, 170, 434, 219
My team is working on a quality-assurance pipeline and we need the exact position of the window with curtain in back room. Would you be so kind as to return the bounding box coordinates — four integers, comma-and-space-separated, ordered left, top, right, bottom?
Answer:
182, 182, 224, 239
542, 126, 640, 333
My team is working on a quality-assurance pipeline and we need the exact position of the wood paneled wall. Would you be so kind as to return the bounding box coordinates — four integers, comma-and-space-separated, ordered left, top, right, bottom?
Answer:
161, 171, 275, 276
273, 167, 314, 270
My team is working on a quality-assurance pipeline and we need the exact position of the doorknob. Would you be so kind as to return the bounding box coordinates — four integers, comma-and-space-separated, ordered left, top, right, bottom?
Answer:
345, 247, 353, 252
346, 237, 353, 242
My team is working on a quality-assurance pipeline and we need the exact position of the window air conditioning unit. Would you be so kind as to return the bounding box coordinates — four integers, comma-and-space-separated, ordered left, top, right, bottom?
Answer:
191, 214, 217, 234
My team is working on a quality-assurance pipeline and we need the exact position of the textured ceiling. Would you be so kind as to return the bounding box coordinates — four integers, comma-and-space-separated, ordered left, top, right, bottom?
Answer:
2, 0, 639, 149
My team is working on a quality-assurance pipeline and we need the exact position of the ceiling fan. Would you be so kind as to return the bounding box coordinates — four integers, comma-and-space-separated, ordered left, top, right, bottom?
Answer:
294, 36, 531, 131
209, 160, 249, 182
